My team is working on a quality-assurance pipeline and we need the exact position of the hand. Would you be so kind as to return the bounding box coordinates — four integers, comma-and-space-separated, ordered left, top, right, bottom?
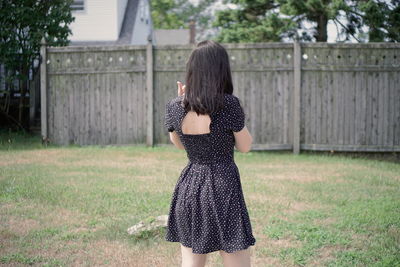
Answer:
177, 81, 186, 97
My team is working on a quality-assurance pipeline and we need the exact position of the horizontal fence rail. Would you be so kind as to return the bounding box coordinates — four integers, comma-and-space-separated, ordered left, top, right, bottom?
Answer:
41, 42, 400, 153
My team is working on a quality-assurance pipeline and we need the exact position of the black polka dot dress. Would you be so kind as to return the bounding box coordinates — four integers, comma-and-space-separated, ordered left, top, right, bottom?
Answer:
164, 93, 256, 254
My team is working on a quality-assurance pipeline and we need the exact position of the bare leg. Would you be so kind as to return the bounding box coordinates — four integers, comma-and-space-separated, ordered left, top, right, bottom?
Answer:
219, 247, 251, 267
181, 244, 208, 267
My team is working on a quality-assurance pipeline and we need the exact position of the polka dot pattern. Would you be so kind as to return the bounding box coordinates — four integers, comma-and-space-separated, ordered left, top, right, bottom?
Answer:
164, 93, 256, 254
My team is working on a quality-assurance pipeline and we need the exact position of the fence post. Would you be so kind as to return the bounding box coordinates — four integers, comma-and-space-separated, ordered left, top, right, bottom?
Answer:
40, 38, 48, 143
293, 41, 301, 154
146, 39, 154, 146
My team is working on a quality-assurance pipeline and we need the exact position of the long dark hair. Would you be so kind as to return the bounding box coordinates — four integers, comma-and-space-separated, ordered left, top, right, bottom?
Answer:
182, 40, 234, 115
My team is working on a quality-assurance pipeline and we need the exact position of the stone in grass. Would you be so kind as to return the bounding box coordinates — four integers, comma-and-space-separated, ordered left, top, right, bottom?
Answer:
127, 215, 168, 236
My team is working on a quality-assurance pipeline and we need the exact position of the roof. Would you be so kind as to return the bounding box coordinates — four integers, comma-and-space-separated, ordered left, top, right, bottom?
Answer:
117, 0, 139, 44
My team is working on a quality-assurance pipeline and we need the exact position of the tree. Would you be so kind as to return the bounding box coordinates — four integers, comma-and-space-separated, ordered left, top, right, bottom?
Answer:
150, 0, 216, 41
0, 0, 74, 129
346, 0, 400, 42
150, 0, 186, 29
212, 0, 400, 43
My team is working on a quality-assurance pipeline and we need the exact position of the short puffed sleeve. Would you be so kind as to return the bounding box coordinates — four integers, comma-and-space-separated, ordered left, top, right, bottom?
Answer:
164, 101, 175, 132
229, 95, 245, 132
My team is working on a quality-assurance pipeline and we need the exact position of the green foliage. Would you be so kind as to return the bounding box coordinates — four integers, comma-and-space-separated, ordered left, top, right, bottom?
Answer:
356, 0, 400, 42
0, 0, 74, 126
213, 0, 400, 42
214, 9, 297, 42
150, 0, 186, 29
150, 0, 216, 37
0, 0, 75, 79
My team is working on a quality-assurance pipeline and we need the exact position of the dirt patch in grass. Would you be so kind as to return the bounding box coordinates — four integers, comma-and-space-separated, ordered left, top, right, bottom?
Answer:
254, 254, 288, 267
251, 244, 288, 267
40, 207, 88, 228
72, 239, 177, 266
2, 215, 41, 236
307, 244, 346, 266
0, 149, 74, 166
246, 192, 289, 203
54, 154, 160, 169
387, 225, 400, 243
349, 232, 376, 250
0, 149, 163, 170
31, 238, 267, 267
250, 161, 378, 184
284, 201, 325, 215
255, 170, 342, 184
0, 204, 42, 238
313, 216, 337, 226
247, 193, 324, 215
11, 237, 177, 266
0, 202, 92, 231
267, 237, 303, 249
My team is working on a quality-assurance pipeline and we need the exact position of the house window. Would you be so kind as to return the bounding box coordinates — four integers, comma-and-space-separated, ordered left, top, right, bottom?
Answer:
71, 0, 85, 12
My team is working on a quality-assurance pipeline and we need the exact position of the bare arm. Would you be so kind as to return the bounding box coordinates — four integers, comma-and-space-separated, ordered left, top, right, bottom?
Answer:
233, 125, 253, 153
169, 131, 185, 150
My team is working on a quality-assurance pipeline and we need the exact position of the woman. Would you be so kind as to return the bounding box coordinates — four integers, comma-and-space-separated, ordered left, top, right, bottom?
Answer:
164, 40, 256, 267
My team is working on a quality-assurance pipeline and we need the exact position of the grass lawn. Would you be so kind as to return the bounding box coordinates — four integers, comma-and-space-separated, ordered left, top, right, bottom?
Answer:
1, 131, 399, 266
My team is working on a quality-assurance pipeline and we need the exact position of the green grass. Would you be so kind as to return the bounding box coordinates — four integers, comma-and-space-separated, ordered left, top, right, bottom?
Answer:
1, 131, 399, 266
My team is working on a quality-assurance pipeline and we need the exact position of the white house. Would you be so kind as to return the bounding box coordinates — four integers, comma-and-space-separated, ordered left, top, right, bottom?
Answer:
69, 0, 152, 45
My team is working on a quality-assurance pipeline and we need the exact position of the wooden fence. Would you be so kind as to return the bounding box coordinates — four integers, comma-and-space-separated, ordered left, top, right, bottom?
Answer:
40, 42, 400, 153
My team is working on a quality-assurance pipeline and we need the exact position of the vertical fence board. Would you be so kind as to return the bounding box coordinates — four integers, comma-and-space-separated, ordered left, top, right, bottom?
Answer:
388, 72, 394, 146
372, 73, 378, 145
293, 42, 301, 153
62, 75, 68, 145
260, 72, 267, 144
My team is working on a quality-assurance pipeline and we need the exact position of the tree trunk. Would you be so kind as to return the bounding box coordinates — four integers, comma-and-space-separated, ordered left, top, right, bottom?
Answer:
315, 14, 328, 42
18, 65, 28, 127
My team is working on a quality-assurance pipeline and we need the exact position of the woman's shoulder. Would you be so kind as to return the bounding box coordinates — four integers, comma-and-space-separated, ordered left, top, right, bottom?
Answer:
169, 95, 184, 104
222, 93, 245, 131
164, 95, 184, 132
224, 93, 240, 101
223, 93, 242, 109
166, 95, 184, 109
